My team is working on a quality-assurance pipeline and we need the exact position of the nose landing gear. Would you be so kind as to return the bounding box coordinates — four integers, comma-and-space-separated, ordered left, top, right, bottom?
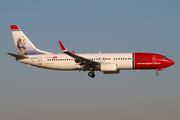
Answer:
156, 71, 159, 76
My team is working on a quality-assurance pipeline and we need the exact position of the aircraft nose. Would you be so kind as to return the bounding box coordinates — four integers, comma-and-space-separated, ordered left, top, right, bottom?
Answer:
169, 59, 175, 66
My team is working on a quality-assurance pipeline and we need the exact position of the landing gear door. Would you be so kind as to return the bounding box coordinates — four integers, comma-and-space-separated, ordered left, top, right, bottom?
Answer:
38, 57, 42, 65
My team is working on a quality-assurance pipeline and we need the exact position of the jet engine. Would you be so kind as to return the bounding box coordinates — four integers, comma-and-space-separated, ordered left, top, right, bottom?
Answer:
100, 63, 119, 74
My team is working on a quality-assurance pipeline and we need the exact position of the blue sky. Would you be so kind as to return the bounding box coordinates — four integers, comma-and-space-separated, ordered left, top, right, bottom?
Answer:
0, 0, 180, 120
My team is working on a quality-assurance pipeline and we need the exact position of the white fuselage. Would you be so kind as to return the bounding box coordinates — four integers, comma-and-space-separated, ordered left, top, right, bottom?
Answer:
18, 53, 133, 70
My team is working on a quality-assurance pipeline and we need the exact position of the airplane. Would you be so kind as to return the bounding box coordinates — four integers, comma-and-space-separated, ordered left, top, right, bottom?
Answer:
7, 25, 175, 78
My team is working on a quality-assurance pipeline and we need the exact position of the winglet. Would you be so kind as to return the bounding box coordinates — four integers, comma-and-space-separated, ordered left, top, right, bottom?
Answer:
72, 50, 76, 54
59, 41, 68, 52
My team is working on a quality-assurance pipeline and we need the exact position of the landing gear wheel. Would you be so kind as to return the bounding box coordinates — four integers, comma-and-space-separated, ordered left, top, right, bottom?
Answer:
88, 71, 95, 78
156, 72, 159, 76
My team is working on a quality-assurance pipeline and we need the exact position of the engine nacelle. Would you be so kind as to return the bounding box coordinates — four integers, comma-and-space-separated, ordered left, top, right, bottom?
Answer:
100, 63, 118, 72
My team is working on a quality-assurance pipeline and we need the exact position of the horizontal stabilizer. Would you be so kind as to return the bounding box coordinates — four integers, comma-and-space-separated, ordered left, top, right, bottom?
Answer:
7, 53, 28, 59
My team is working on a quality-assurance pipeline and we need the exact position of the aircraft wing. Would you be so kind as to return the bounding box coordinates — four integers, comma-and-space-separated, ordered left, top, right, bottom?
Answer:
59, 41, 100, 69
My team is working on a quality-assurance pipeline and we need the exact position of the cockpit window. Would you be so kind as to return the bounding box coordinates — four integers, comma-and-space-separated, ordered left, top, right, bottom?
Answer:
161, 57, 168, 59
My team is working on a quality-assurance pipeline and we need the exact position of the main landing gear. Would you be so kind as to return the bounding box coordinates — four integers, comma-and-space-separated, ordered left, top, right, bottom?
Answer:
88, 71, 95, 78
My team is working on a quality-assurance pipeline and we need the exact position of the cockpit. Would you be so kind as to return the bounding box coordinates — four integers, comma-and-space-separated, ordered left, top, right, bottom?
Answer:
161, 57, 168, 59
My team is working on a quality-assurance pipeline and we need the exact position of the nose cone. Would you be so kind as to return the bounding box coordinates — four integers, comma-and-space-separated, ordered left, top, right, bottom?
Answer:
162, 59, 175, 68
170, 59, 175, 66
168, 59, 175, 66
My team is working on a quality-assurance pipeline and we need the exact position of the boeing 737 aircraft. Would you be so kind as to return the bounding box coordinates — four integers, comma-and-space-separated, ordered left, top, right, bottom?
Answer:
7, 25, 174, 78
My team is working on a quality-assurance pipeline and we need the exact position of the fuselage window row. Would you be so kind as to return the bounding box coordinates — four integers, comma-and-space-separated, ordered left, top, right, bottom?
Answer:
47, 58, 113, 61
135, 58, 147, 60
47, 58, 136, 61
113, 58, 132, 60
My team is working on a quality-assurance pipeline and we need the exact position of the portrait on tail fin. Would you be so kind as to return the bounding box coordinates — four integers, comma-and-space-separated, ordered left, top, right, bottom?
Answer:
16, 36, 28, 55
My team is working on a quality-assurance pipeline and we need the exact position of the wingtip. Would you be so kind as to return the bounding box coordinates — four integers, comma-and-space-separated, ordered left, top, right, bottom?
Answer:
59, 41, 67, 52
72, 50, 76, 54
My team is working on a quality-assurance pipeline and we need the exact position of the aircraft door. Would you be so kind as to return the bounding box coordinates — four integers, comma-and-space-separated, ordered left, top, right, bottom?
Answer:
152, 55, 158, 67
38, 57, 42, 65
152, 55, 157, 63
98, 57, 105, 62
102, 57, 105, 62
98, 57, 101, 62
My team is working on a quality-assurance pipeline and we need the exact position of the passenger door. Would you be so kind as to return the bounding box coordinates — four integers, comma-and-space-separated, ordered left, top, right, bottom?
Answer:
38, 57, 42, 65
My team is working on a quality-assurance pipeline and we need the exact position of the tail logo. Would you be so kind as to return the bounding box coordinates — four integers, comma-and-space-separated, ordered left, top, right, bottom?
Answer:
11, 25, 52, 55
16, 36, 29, 55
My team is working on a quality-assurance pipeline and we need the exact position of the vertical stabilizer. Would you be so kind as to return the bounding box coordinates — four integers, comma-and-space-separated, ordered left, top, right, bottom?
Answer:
10, 25, 52, 55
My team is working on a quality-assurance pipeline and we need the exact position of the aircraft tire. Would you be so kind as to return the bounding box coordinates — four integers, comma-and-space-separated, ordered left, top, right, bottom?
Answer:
156, 72, 159, 76
88, 71, 95, 78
